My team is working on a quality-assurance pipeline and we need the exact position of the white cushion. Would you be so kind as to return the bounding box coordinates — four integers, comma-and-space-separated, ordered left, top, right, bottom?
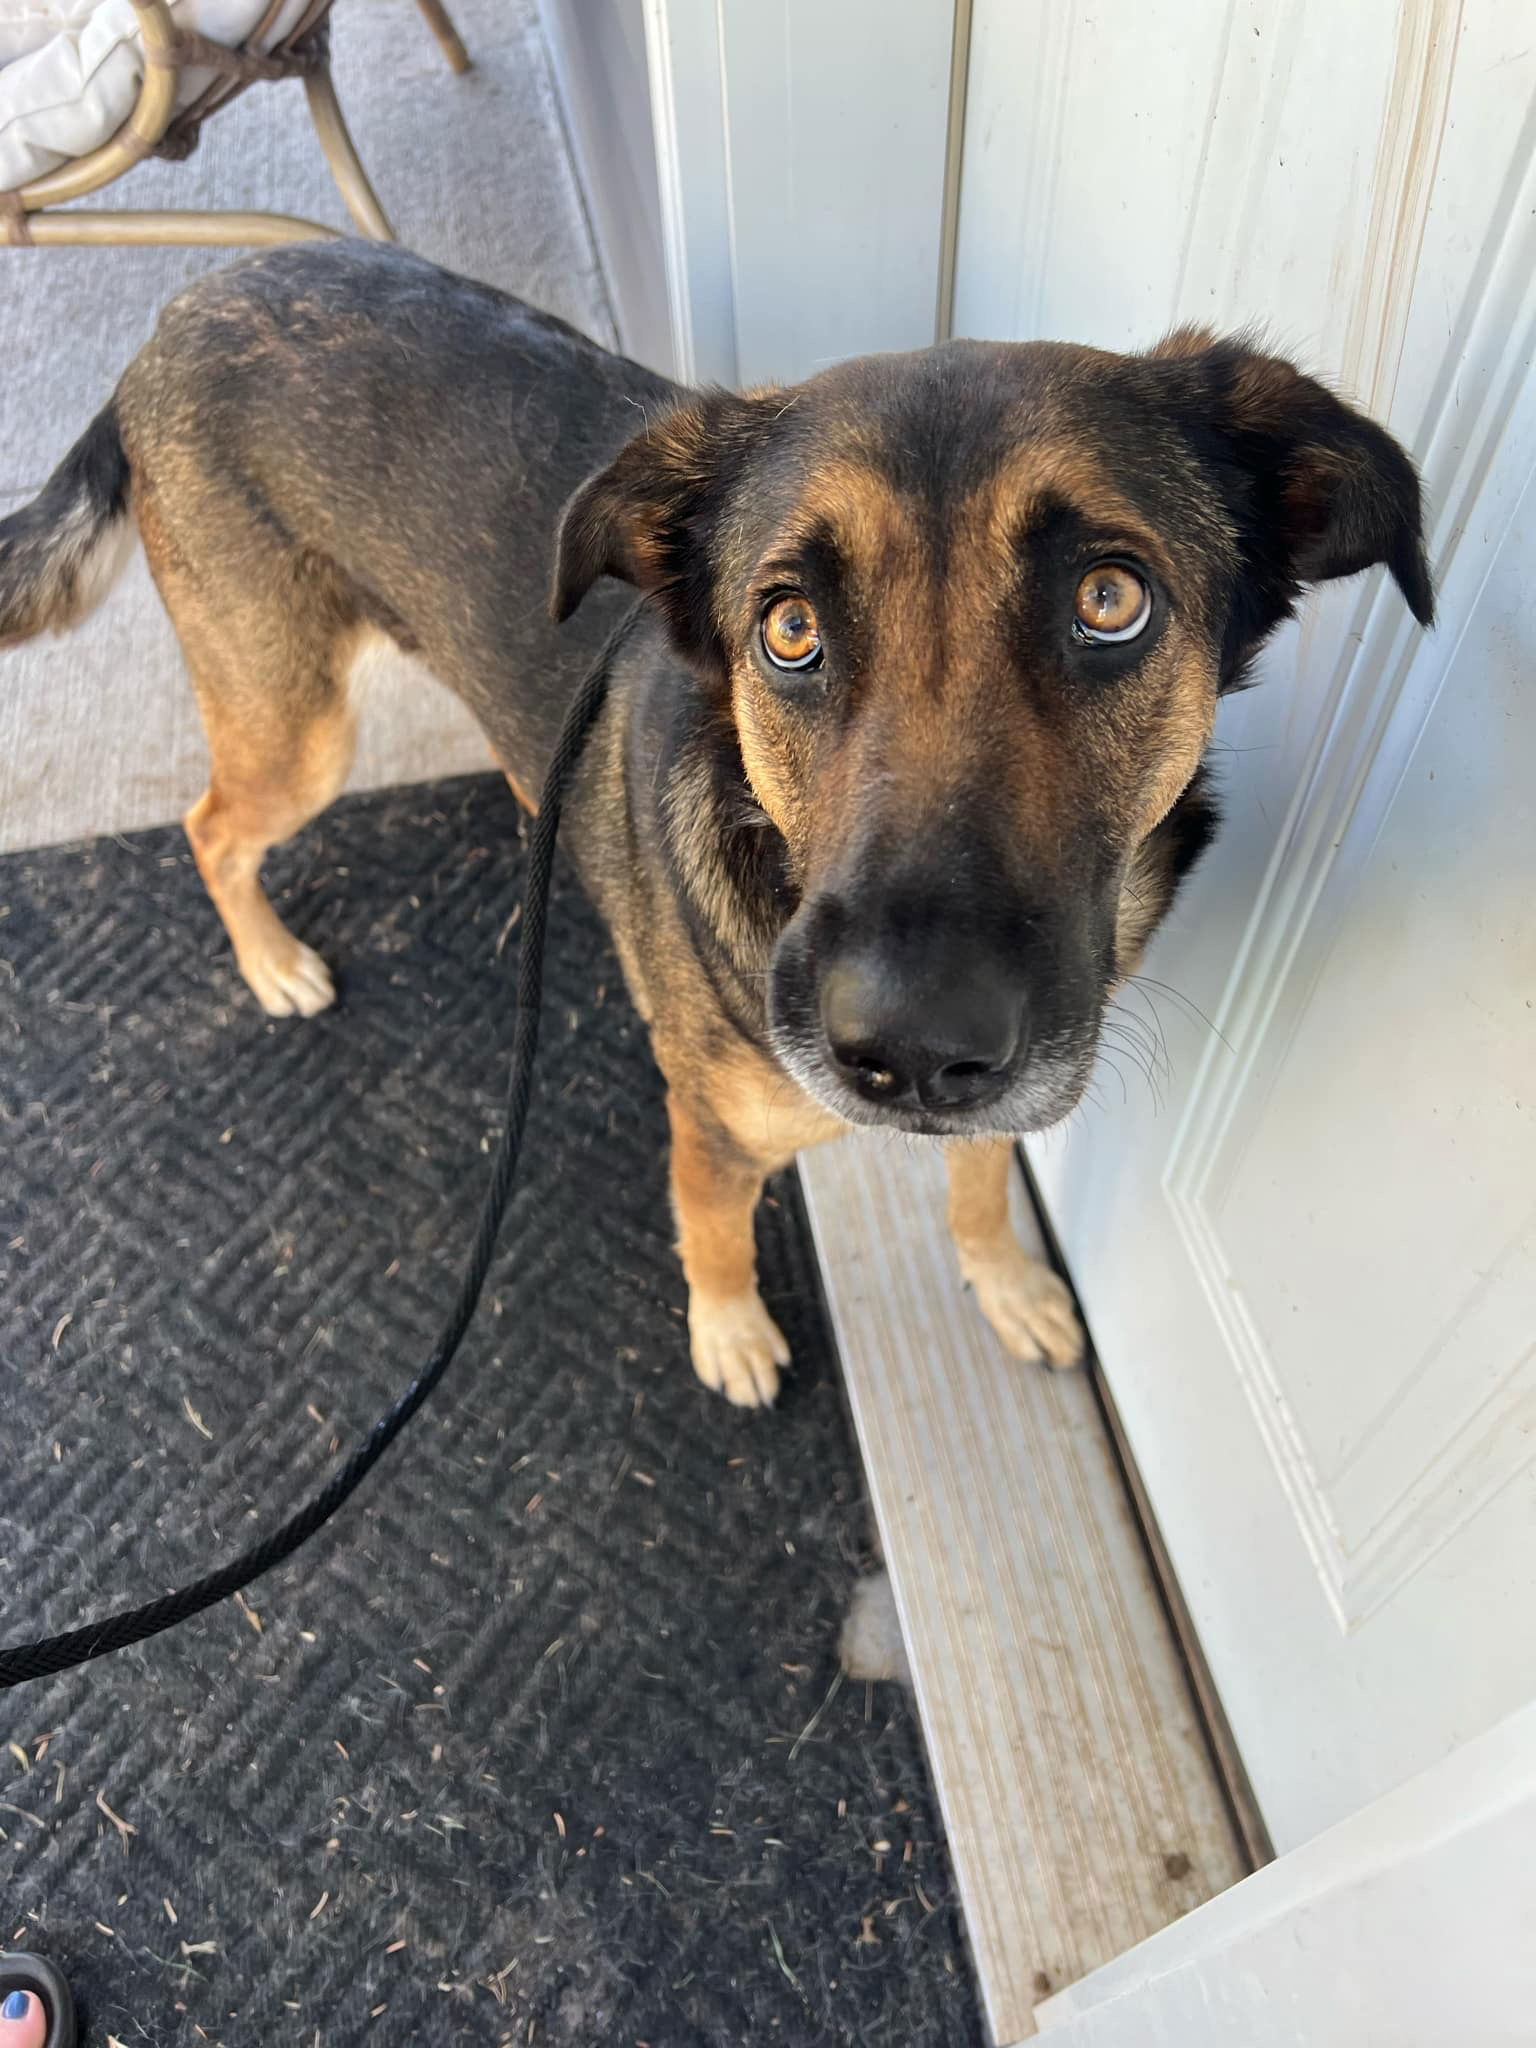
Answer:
0, 0, 314, 192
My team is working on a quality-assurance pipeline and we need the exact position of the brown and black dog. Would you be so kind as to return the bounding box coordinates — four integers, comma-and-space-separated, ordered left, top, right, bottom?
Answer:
0, 243, 1433, 1406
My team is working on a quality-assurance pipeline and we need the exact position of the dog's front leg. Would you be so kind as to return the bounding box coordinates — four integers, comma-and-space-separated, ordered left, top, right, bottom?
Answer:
945, 1139, 1084, 1370
667, 1094, 791, 1409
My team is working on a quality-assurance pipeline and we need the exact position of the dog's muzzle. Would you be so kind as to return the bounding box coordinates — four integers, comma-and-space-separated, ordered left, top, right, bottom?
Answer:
767, 871, 1097, 1135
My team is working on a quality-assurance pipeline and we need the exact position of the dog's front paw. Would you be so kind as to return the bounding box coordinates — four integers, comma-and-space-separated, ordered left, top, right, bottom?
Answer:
961, 1244, 1084, 1370
241, 936, 336, 1019
688, 1289, 790, 1408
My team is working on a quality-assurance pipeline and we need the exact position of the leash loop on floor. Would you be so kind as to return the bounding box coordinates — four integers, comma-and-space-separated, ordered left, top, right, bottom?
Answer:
0, 604, 640, 1690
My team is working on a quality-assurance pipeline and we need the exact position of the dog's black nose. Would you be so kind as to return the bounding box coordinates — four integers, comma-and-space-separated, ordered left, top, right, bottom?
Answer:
820, 956, 1024, 1112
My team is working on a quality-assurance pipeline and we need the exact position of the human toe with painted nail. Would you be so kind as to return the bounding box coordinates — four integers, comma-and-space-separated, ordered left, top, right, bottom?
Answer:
0, 1956, 74, 2048
1, 1989, 44, 2048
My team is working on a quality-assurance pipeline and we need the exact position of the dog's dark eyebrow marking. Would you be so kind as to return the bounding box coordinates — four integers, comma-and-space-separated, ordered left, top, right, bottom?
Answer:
1008, 490, 1177, 589
752, 522, 848, 601
1007, 490, 1074, 541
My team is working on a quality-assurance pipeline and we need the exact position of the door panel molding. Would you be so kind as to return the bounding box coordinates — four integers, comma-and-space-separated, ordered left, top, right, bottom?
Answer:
1163, 159, 1536, 1627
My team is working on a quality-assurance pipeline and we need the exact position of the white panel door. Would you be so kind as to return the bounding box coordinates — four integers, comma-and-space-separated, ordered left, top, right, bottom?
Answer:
1035, 1702, 1536, 2047
953, 0, 1536, 1851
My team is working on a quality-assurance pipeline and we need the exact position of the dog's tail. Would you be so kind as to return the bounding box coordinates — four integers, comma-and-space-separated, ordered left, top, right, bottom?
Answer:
0, 403, 134, 648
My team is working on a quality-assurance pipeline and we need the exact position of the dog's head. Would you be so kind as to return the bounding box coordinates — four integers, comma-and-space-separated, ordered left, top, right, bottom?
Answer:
553, 330, 1433, 1136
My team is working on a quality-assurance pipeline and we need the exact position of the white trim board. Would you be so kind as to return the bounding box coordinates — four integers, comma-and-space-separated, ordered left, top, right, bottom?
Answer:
537, 0, 674, 377
641, 0, 959, 388
797, 1136, 1248, 2044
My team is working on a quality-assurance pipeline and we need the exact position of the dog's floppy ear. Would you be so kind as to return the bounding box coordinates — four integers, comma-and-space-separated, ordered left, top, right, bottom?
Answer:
1150, 332, 1435, 641
551, 388, 778, 661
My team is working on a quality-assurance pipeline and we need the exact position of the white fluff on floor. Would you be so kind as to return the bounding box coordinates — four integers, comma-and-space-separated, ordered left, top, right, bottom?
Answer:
840, 1570, 913, 1688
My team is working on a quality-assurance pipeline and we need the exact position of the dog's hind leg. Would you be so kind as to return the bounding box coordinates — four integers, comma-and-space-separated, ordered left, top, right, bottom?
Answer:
945, 1139, 1084, 1370
162, 563, 362, 1018
183, 695, 355, 1018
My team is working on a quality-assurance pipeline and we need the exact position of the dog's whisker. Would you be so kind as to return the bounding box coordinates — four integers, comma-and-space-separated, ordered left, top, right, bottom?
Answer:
1105, 995, 1172, 1088
1097, 1049, 1131, 1108
1095, 1014, 1167, 1114
1128, 973, 1234, 1055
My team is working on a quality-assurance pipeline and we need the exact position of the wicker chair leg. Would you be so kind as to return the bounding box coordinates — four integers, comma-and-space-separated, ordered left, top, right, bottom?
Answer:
303, 66, 393, 240
14, 208, 341, 247
415, 0, 471, 75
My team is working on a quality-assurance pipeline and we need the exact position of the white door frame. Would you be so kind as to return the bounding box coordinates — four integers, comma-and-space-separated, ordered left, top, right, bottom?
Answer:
640, 0, 966, 387
639, 0, 738, 383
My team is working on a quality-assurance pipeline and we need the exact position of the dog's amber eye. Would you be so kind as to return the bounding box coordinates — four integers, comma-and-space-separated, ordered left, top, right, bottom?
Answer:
1074, 564, 1151, 643
760, 593, 823, 671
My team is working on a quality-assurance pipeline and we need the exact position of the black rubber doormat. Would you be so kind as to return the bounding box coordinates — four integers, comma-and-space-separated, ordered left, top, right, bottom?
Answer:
0, 774, 982, 2048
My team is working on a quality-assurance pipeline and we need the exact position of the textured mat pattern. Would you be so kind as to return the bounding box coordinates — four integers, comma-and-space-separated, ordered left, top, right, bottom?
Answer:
0, 775, 981, 2048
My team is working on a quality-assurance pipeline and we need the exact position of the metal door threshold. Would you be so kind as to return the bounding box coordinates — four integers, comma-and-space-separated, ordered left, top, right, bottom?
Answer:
799, 1136, 1251, 2044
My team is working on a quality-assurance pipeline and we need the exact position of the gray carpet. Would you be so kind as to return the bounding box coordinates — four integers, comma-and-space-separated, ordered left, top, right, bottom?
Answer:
0, 0, 617, 854
0, 773, 982, 2047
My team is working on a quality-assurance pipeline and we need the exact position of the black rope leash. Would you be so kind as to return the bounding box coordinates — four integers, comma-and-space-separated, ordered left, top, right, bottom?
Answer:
0, 606, 637, 1690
